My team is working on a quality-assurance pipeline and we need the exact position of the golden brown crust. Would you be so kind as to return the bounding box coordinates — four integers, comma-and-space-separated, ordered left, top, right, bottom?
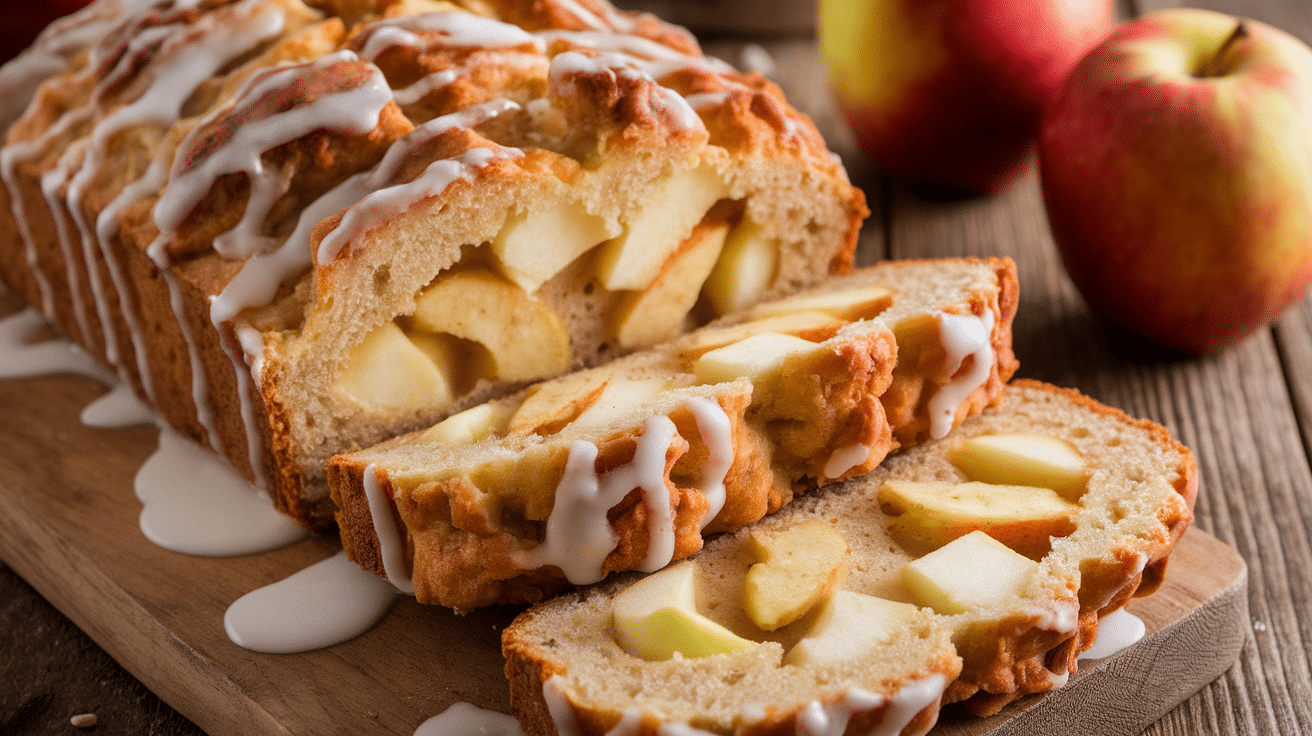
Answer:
500, 380, 1196, 734
0, 0, 866, 531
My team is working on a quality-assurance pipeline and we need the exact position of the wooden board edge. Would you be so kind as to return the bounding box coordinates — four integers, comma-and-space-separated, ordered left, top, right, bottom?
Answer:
0, 485, 293, 736
940, 531, 1249, 735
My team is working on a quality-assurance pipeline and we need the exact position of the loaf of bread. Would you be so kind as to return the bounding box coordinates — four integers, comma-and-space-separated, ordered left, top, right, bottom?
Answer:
329, 257, 1018, 610
501, 380, 1196, 736
0, 0, 866, 527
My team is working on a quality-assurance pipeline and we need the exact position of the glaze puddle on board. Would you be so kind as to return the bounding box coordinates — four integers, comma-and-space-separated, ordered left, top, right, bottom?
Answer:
1080, 609, 1146, 660
224, 550, 397, 654
134, 426, 308, 556
413, 702, 525, 736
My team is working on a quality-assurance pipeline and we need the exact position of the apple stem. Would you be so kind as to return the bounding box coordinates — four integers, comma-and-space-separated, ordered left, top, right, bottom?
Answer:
1195, 22, 1249, 78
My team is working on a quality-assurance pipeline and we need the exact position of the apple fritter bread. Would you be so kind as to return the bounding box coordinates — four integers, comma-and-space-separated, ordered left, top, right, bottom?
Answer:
0, 0, 868, 527
500, 380, 1196, 736
328, 257, 1018, 610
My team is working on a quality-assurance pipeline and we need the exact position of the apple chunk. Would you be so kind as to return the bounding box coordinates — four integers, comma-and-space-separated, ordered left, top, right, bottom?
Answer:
506, 373, 609, 435
748, 284, 894, 323
612, 562, 758, 661
693, 332, 822, 387
879, 480, 1077, 558
675, 311, 843, 360
418, 402, 515, 444
783, 591, 918, 667
612, 219, 730, 349
337, 321, 455, 411
569, 378, 670, 432
595, 164, 730, 291
490, 198, 617, 294
411, 269, 571, 382
743, 519, 850, 631
702, 216, 778, 317
949, 433, 1088, 500
902, 530, 1039, 615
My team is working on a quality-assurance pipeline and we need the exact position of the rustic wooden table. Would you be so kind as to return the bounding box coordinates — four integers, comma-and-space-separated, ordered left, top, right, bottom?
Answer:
2, 0, 1310, 734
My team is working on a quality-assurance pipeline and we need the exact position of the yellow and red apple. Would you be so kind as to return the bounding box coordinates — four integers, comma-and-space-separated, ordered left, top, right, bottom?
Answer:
819, 0, 1112, 193
1040, 10, 1312, 354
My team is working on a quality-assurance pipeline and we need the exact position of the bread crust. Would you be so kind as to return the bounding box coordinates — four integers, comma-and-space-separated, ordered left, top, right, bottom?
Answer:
0, 0, 866, 528
499, 380, 1198, 734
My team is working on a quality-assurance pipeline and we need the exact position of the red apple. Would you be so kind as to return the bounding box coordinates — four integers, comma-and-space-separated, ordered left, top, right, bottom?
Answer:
1040, 9, 1312, 354
818, 0, 1113, 194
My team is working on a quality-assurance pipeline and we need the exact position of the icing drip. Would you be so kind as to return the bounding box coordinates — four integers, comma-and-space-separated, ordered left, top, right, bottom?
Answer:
686, 396, 733, 527
358, 11, 541, 61
0, 307, 115, 383
520, 418, 674, 584
871, 675, 948, 736
1080, 608, 1145, 660
543, 675, 947, 736
80, 382, 154, 429
521, 397, 734, 584
927, 309, 996, 440
134, 425, 308, 557
414, 703, 524, 736
542, 676, 585, 736
363, 463, 416, 594
68, 0, 288, 410
824, 443, 870, 480
224, 550, 397, 654
41, 144, 96, 342
155, 50, 392, 259
549, 50, 703, 131
313, 98, 522, 264
797, 690, 886, 736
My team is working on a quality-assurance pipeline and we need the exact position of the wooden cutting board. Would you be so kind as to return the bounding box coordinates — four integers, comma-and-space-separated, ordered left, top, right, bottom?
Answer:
0, 371, 1248, 736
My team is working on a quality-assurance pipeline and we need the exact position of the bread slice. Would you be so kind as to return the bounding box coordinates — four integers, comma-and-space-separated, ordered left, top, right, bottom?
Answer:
0, 0, 866, 528
328, 257, 1019, 610
501, 380, 1196, 735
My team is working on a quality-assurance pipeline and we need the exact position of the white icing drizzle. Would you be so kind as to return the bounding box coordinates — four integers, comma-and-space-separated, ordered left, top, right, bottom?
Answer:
634, 416, 679, 572
1020, 598, 1080, 637
363, 463, 416, 594
223, 549, 397, 654
414, 702, 524, 736
544, 675, 947, 736
686, 396, 733, 527
1079, 608, 1145, 660
68, 0, 288, 410
1042, 669, 1071, 690
927, 309, 996, 440
0, 0, 161, 131
358, 11, 541, 61
542, 676, 586, 736
134, 425, 308, 557
549, 50, 702, 131
0, 307, 115, 383
313, 98, 522, 265
824, 443, 870, 480
797, 689, 886, 736
42, 144, 96, 342
865, 675, 948, 736
520, 397, 734, 584
553, 0, 639, 33
519, 426, 667, 584
155, 50, 391, 258
80, 381, 154, 428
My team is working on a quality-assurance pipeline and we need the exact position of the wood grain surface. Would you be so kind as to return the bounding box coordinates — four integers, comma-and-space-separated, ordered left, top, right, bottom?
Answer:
3, 0, 1310, 735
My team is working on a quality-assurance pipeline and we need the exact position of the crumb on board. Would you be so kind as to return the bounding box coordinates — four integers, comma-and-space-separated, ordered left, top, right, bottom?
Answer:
70, 713, 98, 728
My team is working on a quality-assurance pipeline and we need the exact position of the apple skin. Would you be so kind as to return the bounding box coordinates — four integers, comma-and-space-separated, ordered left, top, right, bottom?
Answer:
1039, 9, 1312, 354
819, 0, 1113, 193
